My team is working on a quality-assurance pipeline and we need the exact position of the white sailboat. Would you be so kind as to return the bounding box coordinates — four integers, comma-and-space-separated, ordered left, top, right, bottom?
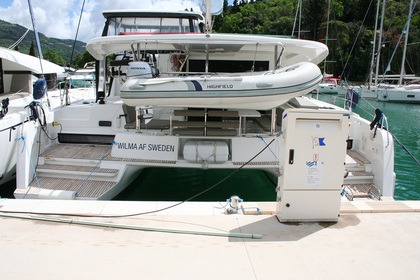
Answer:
376, 0, 420, 103
362, 0, 419, 102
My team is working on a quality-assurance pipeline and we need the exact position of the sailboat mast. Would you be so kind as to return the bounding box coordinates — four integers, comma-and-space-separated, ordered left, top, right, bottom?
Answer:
369, 0, 381, 87
398, 0, 414, 85
27, 0, 43, 72
374, 0, 386, 87
292, 0, 302, 39
322, 0, 331, 76
298, 0, 302, 39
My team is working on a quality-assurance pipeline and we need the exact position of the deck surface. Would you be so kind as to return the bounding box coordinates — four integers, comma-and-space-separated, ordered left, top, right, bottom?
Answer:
14, 144, 121, 199
23, 177, 116, 198
1, 199, 420, 280
41, 143, 117, 160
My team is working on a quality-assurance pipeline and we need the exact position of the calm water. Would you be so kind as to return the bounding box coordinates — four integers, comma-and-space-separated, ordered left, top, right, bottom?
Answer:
114, 168, 277, 202
312, 93, 420, 200
116, 94, 419, 202
1, 95, 418, 201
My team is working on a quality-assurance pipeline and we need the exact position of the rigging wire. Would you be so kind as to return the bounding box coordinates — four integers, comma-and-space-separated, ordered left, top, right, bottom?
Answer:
378, 0, 418, 84
339, 0, 375, 81
75, 141, 115, 197
27, 0, 52, 108
8, 29, 30, 50
69, 0, 86, 65
333, 94, 419, 166
393, 135, 420, 166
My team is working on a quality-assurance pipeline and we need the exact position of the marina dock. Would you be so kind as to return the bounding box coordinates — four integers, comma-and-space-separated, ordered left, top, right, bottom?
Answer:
1, 199, 419, 280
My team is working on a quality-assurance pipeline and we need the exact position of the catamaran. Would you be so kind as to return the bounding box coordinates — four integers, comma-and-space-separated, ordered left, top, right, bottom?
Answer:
12, 8, 395, 222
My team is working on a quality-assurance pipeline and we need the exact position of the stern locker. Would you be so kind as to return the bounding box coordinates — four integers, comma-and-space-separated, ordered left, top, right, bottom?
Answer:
276, 109, 350, 222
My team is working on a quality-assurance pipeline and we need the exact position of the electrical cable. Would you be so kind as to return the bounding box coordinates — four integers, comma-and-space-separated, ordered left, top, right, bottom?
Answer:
393, 134, 420, 166
0, 212, 262, 239
0, 138, 277, 218
75, 141, 115, 196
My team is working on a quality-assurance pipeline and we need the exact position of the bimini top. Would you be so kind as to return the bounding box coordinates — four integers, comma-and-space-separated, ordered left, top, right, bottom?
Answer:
87, 33, 328, 67
88, 9, 328, 67
0, 47, 64, 74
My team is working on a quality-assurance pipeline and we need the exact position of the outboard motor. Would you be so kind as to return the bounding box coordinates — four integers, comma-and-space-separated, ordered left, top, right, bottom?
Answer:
126, 61, 154, 78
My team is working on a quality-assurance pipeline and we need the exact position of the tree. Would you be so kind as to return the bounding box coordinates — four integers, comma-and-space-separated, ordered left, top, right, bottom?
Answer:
72, 51, 95, 69
29, 41, 36, 57
223, 0, 228, 13
232, 0, 240, 13
44, 49, 66, 66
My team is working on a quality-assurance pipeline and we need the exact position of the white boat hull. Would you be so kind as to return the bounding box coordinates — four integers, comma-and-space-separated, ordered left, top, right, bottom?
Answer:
360, 86, 378, 99
377, 86, 420, 103
0, 113, 25, 184
317, 83, 338, 94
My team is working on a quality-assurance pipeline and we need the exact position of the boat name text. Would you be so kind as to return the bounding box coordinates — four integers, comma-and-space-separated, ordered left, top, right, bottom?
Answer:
117, 142, 175, 152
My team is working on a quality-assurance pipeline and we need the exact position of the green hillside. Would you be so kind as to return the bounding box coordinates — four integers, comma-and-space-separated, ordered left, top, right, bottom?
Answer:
0, 19, 86, 66
214, 0, 419, 82
1, 0, 418, 82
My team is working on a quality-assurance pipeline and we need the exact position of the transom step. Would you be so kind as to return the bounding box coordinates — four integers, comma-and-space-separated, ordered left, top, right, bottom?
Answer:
345, 150, 371, 172
15, 177, 116, 199
342, 184, 381, 201
343, 150, 379, 201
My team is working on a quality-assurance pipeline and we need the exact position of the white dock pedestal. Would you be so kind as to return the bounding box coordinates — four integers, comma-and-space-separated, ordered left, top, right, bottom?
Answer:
276, 108, 350, 222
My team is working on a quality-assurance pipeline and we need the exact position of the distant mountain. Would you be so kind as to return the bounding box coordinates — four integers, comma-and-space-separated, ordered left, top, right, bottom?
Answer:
0, 19, 86, 65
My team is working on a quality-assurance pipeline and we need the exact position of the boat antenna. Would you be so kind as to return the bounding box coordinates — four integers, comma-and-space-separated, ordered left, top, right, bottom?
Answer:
70, 0, 86, 66
205, 0, 212, 33
201, 0, 223, 34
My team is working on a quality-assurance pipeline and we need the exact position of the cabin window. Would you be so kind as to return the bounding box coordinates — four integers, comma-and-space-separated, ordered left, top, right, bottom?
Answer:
107, 16, 201, 35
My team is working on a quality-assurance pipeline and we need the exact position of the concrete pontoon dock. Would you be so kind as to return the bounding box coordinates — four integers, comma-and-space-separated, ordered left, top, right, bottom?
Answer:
1, 199, 420, 280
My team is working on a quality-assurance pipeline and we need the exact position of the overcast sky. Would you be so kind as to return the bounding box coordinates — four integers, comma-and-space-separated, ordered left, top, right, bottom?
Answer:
0, 0, 225, 43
